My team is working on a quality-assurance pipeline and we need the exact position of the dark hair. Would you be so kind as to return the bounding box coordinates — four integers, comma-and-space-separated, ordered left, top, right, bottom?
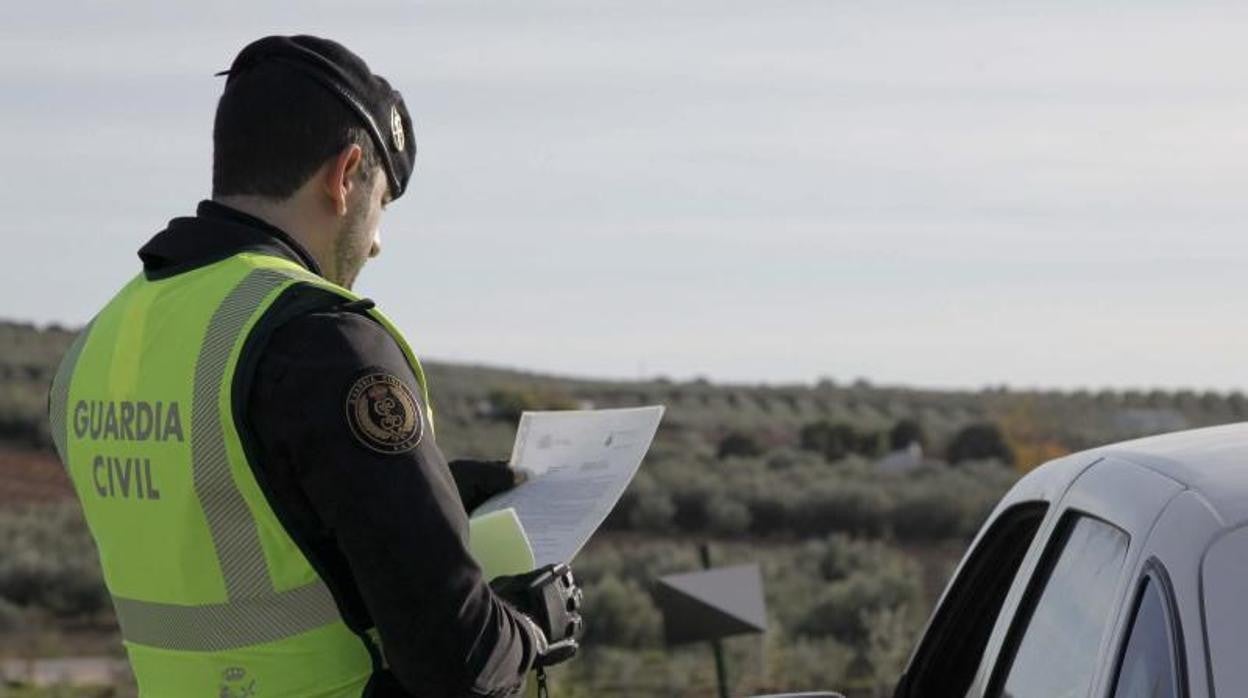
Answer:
212, 63, 380, 199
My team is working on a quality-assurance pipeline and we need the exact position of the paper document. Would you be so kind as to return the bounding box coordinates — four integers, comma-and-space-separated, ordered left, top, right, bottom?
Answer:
472, 405, 664, 568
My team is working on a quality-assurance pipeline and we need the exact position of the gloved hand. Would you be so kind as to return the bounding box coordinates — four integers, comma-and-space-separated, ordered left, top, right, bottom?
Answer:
490, 564, 584, 668
448, 459, 527, 512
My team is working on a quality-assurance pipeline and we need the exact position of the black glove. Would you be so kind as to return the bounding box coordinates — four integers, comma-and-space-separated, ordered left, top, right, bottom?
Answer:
491, 564, 583, 668
448, 459, 526, 512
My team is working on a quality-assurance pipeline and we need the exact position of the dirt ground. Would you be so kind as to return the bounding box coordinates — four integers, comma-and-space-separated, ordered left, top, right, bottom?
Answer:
0, 447, 75, 506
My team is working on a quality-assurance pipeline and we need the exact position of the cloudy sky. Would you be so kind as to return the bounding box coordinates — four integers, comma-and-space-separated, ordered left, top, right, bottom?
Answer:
4, 1, 1248, 390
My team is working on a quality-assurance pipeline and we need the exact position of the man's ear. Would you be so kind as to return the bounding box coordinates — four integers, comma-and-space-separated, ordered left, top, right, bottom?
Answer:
323, 144, 364, 217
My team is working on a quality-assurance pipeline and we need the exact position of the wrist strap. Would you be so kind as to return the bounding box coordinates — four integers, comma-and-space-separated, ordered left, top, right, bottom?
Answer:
537, 666, 549, 698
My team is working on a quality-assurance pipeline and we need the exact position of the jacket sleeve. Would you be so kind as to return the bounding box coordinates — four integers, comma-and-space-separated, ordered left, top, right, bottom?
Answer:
244, 305, 540, 697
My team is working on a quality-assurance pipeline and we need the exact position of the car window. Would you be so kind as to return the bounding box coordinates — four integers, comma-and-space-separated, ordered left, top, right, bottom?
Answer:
1111, 576, 1179, 698
995, 514, 1129, 698
895, 502, 1048, 698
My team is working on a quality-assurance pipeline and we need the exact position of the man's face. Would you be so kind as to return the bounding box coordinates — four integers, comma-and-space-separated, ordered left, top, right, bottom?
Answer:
332, 166, 389, 289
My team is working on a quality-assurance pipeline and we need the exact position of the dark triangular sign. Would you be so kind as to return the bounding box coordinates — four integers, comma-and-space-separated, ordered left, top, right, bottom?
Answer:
654, 564, 767, 646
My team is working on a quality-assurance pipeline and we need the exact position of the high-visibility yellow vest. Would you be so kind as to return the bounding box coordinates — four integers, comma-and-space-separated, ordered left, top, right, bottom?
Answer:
48, 252, 431, 697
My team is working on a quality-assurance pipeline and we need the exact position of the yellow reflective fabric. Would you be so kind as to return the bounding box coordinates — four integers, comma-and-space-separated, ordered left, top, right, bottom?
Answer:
49, 253, 429, 696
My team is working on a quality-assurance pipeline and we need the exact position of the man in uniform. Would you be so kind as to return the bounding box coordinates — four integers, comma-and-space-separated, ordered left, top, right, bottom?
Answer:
48, 35, 582, 696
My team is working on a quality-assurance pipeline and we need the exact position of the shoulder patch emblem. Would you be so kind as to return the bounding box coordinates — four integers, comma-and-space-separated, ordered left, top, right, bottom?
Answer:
345, 372, 424, 454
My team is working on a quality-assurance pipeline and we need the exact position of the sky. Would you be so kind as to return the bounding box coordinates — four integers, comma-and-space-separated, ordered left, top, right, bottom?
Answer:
3, 1, 1248, 391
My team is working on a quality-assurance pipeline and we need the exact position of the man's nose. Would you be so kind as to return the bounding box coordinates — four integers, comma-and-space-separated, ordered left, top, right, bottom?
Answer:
369, 231, 382, 258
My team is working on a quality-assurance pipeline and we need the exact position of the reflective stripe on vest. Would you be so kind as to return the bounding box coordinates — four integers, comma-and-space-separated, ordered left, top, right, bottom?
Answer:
111, 581, 339, 652
49, 254, 426, 696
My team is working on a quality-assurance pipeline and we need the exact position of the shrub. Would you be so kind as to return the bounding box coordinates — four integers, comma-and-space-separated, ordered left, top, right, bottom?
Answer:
890, 487, 967, 541
0, 503, 108, 617
629, 492, 677, 533
0, 596, 22, 631
483, 386, 578, 424
863, 604, 919, 695
765, 636, 856, 693
796, 559, 922, 644
818, 534, 888, 583
717, 432, 763, 459
946, 422, 1015, 465
764, 448, 822, 471
666, 467, 727, 532
706, 495, 751, 536
581, 574, 662, 648
791, 480, 891, 538
574, 540, 702, 589
629, 450, 1018, 542
799, 421, 858, 462
889, 418, 926, 450
799, 420, 892, 461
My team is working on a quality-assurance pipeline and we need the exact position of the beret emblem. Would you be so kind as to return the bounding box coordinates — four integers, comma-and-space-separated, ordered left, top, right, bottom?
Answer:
390, 105, 405, 152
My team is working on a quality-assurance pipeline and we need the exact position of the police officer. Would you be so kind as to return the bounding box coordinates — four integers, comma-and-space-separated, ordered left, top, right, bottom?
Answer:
48, 35, 582, 697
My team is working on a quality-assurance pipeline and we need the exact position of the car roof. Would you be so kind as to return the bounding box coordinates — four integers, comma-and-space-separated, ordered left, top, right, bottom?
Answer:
1086, 422, 1248, 525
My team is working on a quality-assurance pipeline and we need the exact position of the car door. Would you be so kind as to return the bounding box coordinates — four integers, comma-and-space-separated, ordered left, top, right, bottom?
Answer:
964, 456, 1185, 698
1102, 487, 1217, 698
1200, 520, 1248, 696
895, 452, 1098, 698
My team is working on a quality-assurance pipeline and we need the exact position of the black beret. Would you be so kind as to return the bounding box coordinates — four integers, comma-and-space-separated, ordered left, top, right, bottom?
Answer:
220, 35, 416, 200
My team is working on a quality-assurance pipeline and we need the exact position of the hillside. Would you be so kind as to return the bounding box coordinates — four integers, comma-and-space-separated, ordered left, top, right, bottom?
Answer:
2, 319, 1245, 695
6, 318, 1243, 466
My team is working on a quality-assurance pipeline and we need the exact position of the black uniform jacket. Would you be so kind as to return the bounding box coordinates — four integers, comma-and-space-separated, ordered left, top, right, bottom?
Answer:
137, 201, 539, 697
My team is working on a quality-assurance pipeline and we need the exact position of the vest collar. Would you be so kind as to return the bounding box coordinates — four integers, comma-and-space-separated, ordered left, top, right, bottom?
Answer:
139, 200, 324, 280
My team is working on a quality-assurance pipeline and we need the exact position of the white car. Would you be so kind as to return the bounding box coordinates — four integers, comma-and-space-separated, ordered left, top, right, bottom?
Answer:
892, 423, 1248, 698
762, 423, 1248, 698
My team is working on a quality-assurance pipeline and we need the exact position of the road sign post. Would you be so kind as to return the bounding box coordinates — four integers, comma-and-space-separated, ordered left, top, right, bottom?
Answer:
653, 544, 767, 698
701, 544, 732, 698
